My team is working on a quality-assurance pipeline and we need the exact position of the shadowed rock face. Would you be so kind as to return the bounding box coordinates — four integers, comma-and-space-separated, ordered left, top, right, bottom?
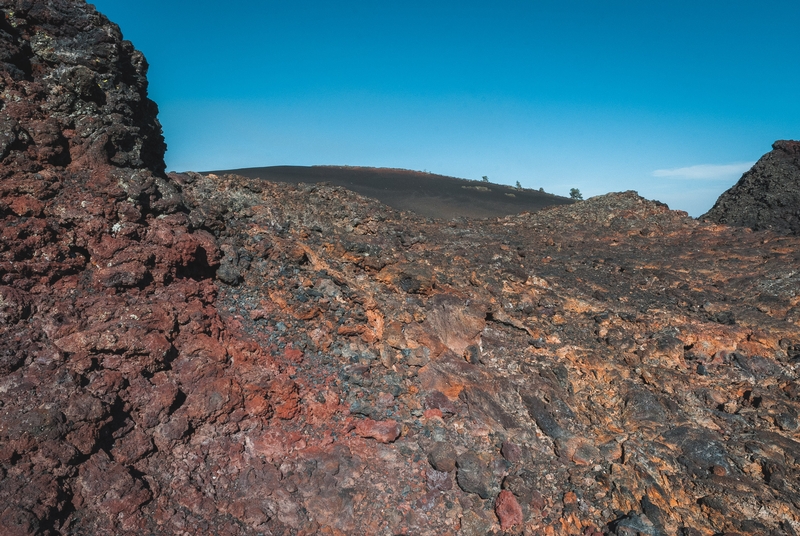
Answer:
703, 140, 800, 235
2, 2, 800, 536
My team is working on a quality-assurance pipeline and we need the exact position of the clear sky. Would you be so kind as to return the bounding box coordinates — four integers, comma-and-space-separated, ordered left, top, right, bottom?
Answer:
90, 0, 799, 216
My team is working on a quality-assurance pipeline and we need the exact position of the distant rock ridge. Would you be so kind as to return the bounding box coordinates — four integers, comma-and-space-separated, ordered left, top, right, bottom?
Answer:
703, 140, 800, 234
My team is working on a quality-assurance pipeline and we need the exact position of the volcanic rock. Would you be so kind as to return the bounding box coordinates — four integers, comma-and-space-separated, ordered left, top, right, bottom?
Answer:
428, 441, 458, 472
494, 490, 523, 531
456, 451, 492, 499
354, 417, 401, 443
703, 140, 800, 234
2, 1, 800, 535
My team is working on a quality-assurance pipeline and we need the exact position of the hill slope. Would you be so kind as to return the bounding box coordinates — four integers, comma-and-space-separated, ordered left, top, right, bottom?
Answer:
209, 165, 574, 219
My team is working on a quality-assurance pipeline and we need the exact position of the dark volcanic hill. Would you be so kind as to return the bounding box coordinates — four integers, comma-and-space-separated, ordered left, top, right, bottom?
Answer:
209, 165, 574, 219
2, 2, 800, 536
703, 140, 800, 235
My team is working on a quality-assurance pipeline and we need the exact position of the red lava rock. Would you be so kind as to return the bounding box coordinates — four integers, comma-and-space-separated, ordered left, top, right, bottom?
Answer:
94, 261, 149, 289
284, 347, 304, 363
0, 506, 40, 536
495, 490, 523, 531
530, 490, 546, 512
7, 195, 44, 217
423, 408, 443, 419
425, 389, 458, 415
354, 418, 401, 443
184, 376, 243, 422
111, 428, 154, 465
711, 464, 728, 476
269, 377, 302, 420
76, 451, 152, 517
415, 489, 439, 511
0, 286, 31, 324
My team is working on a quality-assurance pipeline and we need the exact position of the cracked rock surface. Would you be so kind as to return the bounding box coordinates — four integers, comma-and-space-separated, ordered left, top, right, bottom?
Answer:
2, 1, 800, 535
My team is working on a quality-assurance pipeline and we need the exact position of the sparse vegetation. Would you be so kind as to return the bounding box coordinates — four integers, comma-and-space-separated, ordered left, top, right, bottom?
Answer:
515, 181, 522, 189
482, 176, 489, 182
570, 188, 583, 200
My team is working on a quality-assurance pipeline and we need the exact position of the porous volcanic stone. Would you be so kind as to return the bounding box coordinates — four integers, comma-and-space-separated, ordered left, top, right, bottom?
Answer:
427, 441, 458, 472
494, 490, 523, 530
456, 451, 492, 499
354, 418, 401, 443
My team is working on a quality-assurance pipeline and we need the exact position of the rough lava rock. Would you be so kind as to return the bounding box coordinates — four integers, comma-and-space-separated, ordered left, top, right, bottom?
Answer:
2, 1, 800, 535
703, 140, 800, 235
495, 490, 523, 531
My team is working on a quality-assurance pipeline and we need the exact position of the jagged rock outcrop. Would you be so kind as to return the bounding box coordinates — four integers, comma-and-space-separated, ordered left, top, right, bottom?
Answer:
0, 0, 166, 175
2, 1, 800, 535
703, 140, 800, 235
0, 1, 224, 533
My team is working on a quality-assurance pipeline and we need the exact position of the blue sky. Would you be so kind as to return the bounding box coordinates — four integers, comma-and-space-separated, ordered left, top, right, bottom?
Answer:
90, 0, 799, 216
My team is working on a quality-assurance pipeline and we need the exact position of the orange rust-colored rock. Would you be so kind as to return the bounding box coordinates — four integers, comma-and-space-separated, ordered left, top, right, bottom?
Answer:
354, 418, 402, 443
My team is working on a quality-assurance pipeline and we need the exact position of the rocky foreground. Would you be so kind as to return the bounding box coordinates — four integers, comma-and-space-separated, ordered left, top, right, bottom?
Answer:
2, 1, 800, 535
